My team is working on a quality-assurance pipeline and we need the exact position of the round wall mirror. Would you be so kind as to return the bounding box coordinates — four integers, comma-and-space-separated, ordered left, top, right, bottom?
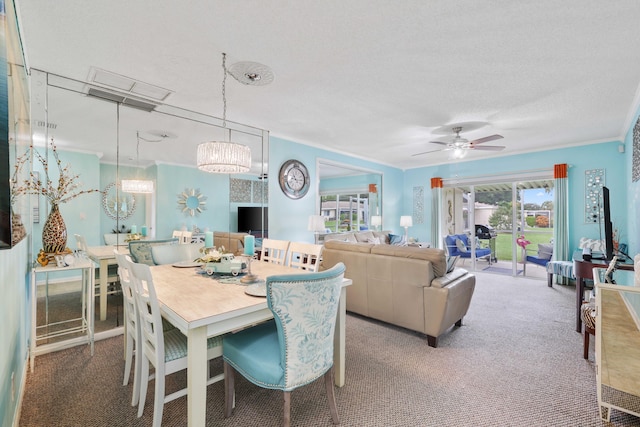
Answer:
178, 188, 207, 216
102, 182, 136, 220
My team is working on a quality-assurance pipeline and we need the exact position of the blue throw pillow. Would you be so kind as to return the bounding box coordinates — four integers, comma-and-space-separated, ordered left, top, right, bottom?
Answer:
389, 234, 404, 245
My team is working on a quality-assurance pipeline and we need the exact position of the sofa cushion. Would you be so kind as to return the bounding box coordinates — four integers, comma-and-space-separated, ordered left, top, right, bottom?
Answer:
371, 245, 447, 277
354, 231, 375, 242
431, 268, 469, 289
324, 240, 374, 253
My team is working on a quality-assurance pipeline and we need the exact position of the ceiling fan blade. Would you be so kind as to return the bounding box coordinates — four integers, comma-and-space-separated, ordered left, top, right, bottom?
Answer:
468, 134, 503, 145
429, 141, 449, 146
470, 144, 505, 151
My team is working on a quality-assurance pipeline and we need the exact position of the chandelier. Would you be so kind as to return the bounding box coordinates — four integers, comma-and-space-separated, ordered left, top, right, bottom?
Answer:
122, 131, 154, 193
197, 53, 251, 174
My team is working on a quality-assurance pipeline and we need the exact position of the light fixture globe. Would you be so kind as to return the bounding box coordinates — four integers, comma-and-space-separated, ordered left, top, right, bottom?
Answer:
197, 141, 251, 174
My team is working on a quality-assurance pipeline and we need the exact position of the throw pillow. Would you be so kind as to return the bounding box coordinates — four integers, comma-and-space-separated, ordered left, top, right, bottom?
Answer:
537, 243, 553, 260
389, 234, 406, 246
446, 256, 459, 273
367, 237, 381, 245
455, 238, 468, 253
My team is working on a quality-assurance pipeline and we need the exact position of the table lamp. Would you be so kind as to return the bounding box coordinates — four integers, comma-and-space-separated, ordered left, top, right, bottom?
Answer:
400, 216, 413, 242
371, 215, 382, 231
308, 215, 326, 244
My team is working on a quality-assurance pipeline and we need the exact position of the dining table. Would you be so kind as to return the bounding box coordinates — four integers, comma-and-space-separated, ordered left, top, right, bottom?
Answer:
86, 245, 129, 321
149, 260, 352, 427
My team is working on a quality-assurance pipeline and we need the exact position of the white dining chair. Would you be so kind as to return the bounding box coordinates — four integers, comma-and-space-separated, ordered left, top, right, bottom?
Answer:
286, 241, 323, 272
127, 259, 224, 427
114, 252, 142, 406
180, 231, 193, 244
260, 238, 290, 265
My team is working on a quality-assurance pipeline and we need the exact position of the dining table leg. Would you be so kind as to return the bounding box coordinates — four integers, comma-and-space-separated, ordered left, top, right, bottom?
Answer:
333, 287, 347, 387
99, 258, 108, 321
187, 326, 208, 427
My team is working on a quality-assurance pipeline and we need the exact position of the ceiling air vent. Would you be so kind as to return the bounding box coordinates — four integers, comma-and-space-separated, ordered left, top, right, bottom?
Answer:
86, 87, 158, 112
84, 67, 174, 112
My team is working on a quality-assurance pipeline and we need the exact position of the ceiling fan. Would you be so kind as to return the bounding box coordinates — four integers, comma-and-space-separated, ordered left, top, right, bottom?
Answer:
412, 126, 505, 158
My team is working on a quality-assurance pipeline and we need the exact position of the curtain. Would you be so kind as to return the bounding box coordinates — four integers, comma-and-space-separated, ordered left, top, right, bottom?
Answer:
553, 164, 569, 284
431, 178, 443, 249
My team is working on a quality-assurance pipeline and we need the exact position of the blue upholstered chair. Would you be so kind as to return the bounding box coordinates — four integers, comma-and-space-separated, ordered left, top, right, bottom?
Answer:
150, 243, 203, 265
128, 238, 179, 266
222, 262, 346, 427
444, 234, 492, 264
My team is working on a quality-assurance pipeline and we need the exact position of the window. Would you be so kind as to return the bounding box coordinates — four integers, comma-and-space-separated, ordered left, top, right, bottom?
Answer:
320, 192, 370, 232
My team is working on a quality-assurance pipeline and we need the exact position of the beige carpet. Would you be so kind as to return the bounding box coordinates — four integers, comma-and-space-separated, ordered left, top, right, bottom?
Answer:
19, 272, 640, 426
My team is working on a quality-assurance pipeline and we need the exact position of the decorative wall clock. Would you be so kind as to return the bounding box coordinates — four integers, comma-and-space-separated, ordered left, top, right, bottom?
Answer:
278, 159, 310, 199
177, 188, 207, 216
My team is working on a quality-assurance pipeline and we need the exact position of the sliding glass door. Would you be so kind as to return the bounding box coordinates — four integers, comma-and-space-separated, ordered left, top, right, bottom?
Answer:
443, 175, 554, 278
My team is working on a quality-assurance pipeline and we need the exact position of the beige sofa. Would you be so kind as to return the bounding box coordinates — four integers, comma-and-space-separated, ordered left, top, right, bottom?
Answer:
213, 231, 249, 255
320, 239, 476, 347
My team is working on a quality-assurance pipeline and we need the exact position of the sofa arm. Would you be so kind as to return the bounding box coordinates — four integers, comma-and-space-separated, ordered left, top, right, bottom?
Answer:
424, 271, 475, 340
431, 268, 469, 288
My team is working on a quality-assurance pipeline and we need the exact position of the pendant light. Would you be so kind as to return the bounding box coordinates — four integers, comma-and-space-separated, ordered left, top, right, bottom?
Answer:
122, 131, 154, 193
197, 53, 251, 174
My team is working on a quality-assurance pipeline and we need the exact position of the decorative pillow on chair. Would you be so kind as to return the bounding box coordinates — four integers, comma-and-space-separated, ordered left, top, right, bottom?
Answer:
537, 243, 553, 260
455, 238, 468, 253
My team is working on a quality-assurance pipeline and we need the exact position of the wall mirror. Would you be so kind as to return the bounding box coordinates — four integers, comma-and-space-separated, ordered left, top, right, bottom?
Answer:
317, 160, 382, 233
28, 68, 269, 337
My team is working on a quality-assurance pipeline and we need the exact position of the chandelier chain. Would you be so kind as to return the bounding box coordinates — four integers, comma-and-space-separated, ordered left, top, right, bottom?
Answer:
222, 52, 227, 128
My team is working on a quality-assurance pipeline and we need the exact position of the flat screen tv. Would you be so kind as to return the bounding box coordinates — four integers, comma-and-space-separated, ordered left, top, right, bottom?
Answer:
237, 206, 268, 234
602, 186, 614, 261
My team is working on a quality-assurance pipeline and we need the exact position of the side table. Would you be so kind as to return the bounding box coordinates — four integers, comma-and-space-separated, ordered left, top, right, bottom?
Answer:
30, 258, 95, 371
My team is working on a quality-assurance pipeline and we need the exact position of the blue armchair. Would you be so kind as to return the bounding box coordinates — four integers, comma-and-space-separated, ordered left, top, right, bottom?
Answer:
444, 234, 492, 264
223, 263, 346, 427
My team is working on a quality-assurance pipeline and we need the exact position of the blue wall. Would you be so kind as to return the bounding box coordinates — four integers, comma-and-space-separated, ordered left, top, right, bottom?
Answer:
0, 239, 29, 427
403, 141, 627, 252
625, 105, 640, 254
268, 136, 404, 243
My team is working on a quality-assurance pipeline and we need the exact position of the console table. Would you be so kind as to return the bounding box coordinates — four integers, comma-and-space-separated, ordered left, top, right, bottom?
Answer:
572, 250, 634, 332
593, 267, 640, 422
30, 259, 95, 371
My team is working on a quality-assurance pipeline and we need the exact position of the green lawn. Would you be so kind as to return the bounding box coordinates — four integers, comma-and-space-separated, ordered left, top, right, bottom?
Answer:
492, 229, 553, 262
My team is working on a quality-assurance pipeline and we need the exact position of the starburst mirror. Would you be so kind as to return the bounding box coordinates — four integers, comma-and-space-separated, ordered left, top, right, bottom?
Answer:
177, 188, 207, 216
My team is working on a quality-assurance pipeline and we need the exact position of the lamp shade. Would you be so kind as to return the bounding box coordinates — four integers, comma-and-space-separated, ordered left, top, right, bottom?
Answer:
122, 179, 154, 194
197, 141, 251, 174
371, 215, 382, 227
400, 216, 413, 228
308, 215, 326, 232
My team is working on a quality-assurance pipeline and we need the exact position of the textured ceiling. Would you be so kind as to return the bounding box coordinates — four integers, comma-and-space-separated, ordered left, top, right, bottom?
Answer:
14, 0, 640, 170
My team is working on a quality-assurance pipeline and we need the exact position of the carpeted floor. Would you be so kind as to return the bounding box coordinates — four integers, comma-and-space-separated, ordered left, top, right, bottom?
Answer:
19, 272, 640, 426
482, 266, 524, 276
